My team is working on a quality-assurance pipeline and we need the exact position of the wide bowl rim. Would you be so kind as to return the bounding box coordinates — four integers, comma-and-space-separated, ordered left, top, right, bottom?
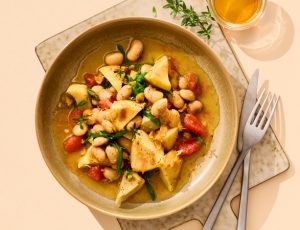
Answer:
35, 16, 238, 220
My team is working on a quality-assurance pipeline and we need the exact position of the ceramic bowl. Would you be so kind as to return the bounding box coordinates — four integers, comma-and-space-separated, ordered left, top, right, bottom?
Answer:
36, 17, 238, 219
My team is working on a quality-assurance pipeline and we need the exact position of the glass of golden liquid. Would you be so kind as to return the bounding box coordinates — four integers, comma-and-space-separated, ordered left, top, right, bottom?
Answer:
208, 0, 267, 30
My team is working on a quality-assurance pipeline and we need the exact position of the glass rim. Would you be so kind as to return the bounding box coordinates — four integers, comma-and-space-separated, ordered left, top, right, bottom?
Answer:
208, 0, 267, 30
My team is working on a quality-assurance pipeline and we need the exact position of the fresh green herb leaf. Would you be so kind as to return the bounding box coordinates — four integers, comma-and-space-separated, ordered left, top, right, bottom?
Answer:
143, 170, 156, 200
197, 135, 207, 145
143, 110, 161, 126
131, 127, 139, 138
152, 6, 157, 17
125, 168, 132, 176
143, 170, 155, 179
145, 181, 156, 201
162, 89, 173, 95
103, 80, 112, 89
128, 71, 147, 96
117, 44, 130, 66
74, 100, 87, 108
112, 142, 124, 175
84, 130, 127, 144
163, 0, 214, 39
113, 69, 125, 77
134, 63, 143, 70
191, 133, 207, 146
87, 87, 99, 100
72, 114, 87, 129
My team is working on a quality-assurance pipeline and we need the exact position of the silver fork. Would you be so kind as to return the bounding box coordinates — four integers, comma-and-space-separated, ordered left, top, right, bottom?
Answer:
237, 90, 275, 230
203, 90, 280, 230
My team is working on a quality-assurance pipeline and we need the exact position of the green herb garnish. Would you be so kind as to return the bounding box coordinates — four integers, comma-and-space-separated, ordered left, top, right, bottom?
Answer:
117, 44, 130, 66
191, 133, 207, 146
128, 71, 147, 96
74, 100, 87, 108
134, 63, 143, 70
163, 0, 215, 39
113, 68, 125, 77
112, 142, 124, 175
143, 110, 161, 126
152, 6, 157, 17
143, 170, 156, 201
197, 135, 207, 145
84, 130, 127, 144
103, 80, 112, 89
72, 114, 87, 129
87, 87, 99, 100
162, 89, 173, 95
131, 127, 139, 138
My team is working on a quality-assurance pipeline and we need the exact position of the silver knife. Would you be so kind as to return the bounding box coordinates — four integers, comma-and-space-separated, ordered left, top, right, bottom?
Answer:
237, 69, 259, 230
237, 69, 259, 152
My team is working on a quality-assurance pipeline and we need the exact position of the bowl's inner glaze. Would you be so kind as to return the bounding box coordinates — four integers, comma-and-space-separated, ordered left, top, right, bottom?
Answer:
52, 37, 220, 203
36, 18, 237, 219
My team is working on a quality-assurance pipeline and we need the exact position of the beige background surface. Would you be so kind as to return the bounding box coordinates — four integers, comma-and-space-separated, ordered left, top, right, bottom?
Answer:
0, 0, 299, 229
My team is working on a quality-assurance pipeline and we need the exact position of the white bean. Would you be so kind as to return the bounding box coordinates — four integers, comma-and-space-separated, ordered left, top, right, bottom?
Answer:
91, 85, 104, 94
168, 109, 182, 129
178, 77, 188, 89
126, 39, 143, 61
72, 123, 88, 136
188, 100, 203, 114
92, 137, 109, 147
144, 86, 163, 104
151, 98, 168, 118
95, 110, 108, 123
91, 147, 106, 162
103, 167, 120, 181
179, 89, 195, 101
104, 51, 124, 66
117, 85, 132, 101
105, 145, 118, 164
168, 91, 184, 109
101, 120, 114, 133
91, 124, 104, 132
98, 89, 113, 100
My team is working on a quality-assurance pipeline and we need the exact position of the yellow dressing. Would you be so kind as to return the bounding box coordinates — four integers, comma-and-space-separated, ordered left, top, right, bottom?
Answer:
52, 38, 220, 203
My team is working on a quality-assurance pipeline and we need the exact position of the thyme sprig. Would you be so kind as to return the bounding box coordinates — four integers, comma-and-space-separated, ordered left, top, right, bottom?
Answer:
163, 0, 215, 39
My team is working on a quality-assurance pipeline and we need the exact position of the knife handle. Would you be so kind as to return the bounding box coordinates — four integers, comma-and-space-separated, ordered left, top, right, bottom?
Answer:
237, 151, 251, 230
203, 149, 251, 230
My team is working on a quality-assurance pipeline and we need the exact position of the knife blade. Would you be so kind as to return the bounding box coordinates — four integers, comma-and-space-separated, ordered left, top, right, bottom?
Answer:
237, 69, 259, 152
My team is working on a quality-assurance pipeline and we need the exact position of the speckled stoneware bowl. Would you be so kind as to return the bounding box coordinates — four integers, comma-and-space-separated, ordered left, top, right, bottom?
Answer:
35, 17, 238, 219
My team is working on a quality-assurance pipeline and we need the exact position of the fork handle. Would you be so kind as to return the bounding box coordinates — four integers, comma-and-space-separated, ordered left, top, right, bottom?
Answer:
237, 151, 251, 230
203, 148, 250, 230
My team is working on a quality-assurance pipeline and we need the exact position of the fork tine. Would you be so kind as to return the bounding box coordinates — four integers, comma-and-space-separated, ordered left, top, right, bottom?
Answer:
253, 92, 270, 126
257, 94, 274, 128
260, 96, 280, 130
247, 89, 266, 124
